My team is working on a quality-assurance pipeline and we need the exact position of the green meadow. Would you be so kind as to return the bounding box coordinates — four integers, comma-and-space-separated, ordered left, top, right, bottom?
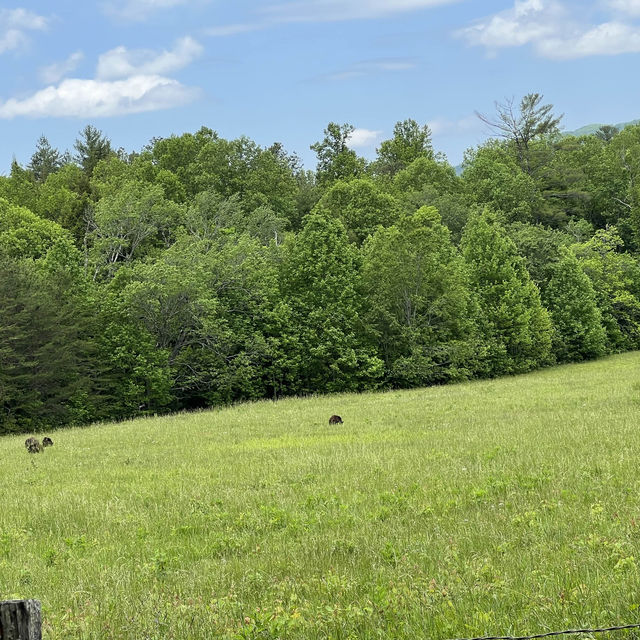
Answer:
2, 352, 640, 639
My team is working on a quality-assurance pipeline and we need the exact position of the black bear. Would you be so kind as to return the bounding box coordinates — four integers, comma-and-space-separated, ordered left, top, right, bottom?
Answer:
25, 437, 42, 453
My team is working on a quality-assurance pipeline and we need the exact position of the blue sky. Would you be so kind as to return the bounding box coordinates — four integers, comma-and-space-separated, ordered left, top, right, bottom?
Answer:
1, 0, 640, 172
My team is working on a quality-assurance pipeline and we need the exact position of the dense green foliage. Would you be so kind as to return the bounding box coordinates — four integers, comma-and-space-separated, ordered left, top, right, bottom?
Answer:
2, 353, 640, 639
362, 207, 477, 386
461, 211, 553, 376
3, 99, 640, 432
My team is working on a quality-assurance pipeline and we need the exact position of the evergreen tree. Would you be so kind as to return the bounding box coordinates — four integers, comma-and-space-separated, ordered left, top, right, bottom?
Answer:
28, 135, 63, 183
0, 252, 95, 432
595, 125, 619, 142
461, 210, 553, 376
0, 199, 98, 432
476, 93, 563, 174
0, 256, 42, 431
74, 125, 113, 176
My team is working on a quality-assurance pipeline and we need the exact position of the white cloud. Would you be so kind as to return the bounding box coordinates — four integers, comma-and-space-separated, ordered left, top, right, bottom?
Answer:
457, 0, 640, 58
208, 0, 461, 36
262, 0, 461, 22
206, 23, 265, 37
103, 0, 194, 21
608, 0, 640, 16
97, 36, 203, 80
538, 21, 640, 58
0, 8, 48, 54
323, 58, 417, 81
428, 115, 480, 136
0, 33, 203, 119
0, 30, 27, 53
366, 60, 416, 71
0, 75, 200, 119
39, 51, 84, 84
0, 8, 48, 32
456, 0, 566, 51
347, 128, 382, 148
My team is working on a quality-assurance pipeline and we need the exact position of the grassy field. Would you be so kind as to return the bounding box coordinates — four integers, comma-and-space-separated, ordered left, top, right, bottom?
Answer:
2, 353, 640, 639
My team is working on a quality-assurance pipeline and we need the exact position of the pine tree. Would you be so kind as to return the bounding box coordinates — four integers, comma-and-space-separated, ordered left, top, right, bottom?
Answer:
28, 135, 63, 183
74, 125, 112, 176
0, 254, 94, 432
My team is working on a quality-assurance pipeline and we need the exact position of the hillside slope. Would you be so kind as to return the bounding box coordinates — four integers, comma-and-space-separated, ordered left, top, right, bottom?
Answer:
564, 118, 640, 137
1, 353, 640, 639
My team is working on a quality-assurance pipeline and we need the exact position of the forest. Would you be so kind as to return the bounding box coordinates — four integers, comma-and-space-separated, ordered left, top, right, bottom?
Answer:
2, 93, 640, 434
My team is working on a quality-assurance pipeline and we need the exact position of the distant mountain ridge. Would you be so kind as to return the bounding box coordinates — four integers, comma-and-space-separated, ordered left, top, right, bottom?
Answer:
563, 118, 640, 137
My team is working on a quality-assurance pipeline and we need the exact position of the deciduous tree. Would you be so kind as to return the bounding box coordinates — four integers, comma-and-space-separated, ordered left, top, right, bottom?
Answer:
280, 212, 383, 393
461, 210, 553, 376
362, 206, 478, 386
477, 93, 562, 174
313, 178, 400, 245
310, 122, 366, 187
373, 119, 433, 179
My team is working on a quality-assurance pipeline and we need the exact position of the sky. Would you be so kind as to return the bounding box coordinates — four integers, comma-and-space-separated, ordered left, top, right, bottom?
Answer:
1, 0, 640, 173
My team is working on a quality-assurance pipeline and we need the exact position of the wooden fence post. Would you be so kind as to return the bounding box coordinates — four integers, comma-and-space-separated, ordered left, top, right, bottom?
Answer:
0, 600, 41, 640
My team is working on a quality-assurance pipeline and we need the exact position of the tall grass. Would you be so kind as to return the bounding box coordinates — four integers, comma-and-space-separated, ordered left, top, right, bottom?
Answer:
2, 352, 640, 639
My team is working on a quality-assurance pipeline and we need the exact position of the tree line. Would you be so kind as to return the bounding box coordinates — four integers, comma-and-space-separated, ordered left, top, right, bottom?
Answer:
2, 94, 640, 433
